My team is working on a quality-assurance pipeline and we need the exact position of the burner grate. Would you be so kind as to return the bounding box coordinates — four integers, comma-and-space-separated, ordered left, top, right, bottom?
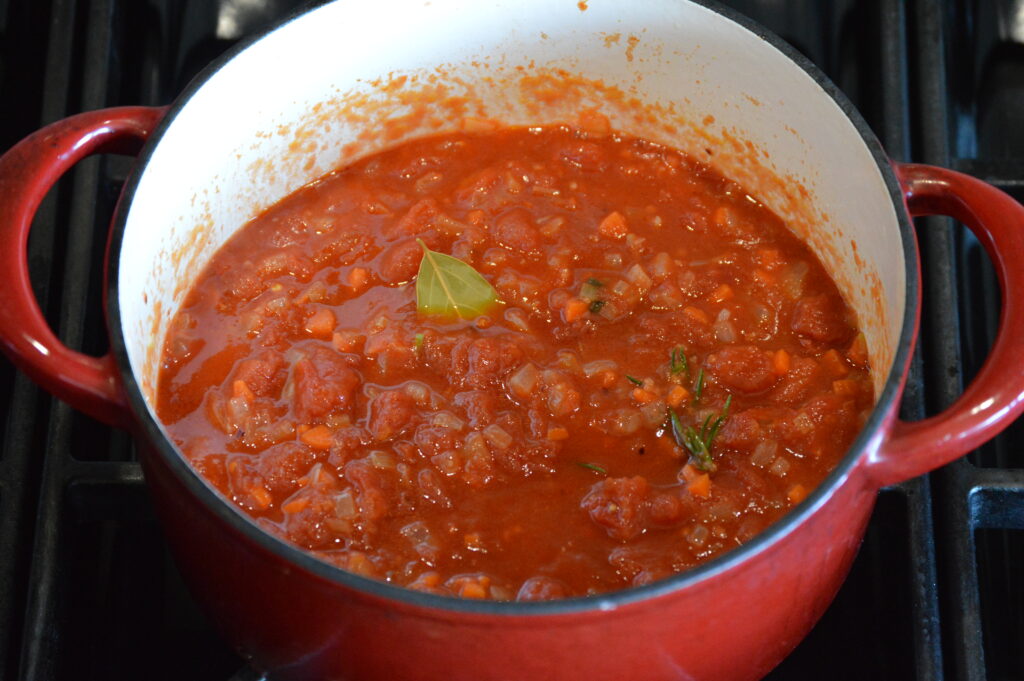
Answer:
0, 1, 1020, 680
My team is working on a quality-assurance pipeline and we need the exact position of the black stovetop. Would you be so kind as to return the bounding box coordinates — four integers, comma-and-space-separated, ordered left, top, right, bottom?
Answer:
0, 1, 1022, 680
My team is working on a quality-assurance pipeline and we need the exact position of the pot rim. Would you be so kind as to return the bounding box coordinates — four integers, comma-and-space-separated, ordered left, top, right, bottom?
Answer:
106, 0, 918, 617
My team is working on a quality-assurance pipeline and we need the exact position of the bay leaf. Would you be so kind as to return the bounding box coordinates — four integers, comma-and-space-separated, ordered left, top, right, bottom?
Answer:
415, 239, 502, 319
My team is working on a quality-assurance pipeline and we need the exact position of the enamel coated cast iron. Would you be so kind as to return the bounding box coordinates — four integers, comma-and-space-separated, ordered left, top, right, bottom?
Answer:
2, 2, 1023, 680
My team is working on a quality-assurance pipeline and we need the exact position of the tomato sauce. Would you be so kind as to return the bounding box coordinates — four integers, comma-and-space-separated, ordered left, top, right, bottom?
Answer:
157, 124, 873, 600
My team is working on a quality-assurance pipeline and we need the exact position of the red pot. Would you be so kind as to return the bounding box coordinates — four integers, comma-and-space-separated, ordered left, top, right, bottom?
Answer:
2, 2, 1023, 679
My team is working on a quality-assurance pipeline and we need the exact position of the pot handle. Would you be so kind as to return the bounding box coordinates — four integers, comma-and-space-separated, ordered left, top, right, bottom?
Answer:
868, 162, 1024, 487
0, 107, 164, 429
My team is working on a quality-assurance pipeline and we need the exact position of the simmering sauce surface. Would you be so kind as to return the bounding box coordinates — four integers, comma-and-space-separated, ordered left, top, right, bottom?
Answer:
157, 124, 873, 600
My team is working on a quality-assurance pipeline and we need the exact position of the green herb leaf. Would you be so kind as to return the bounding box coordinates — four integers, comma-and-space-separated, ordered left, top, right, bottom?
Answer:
670, 347, 690, 380
415, 239, 501, 320
589, 299, 606, 314
580, 279, 603, 302
693, 367, 705, 404
576, 462, 607, 474
626, 375, 644, 387
667, 393, 732, 473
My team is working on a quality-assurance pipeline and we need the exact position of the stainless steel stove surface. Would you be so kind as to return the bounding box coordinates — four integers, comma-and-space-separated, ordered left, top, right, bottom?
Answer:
0, 1, 1020, 680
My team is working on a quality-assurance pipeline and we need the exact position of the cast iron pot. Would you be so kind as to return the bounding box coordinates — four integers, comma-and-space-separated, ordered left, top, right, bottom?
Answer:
2, 1, 1023, 679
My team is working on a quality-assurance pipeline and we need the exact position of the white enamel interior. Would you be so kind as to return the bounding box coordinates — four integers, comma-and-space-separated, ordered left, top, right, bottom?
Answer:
120, 0, 906, 417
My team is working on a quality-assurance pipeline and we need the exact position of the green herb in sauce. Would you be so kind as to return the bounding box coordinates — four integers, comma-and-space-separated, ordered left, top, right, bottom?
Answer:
669, 394, 732, 472
415, 239, 502, 320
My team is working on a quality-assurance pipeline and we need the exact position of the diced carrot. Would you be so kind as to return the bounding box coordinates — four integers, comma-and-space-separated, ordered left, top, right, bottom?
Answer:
683, 306, 711, 325
772, 349, 791, 375
598, 211, 629, 240
787, 484, 808, 504
820, 348, 849, 377
564, 297, 589, 323
832, 379, 860, 398
667, 384, 690, 408
680, 463, 701, 483
467, 209, 485, 226
282, 496, 310, 514
348, 267, 368, 291
632, 387, 657, 404
713, 206, 730, 228
410, 572, 442, 590
600, 370, 618, 389
296, 423, 312, 435
709, 283, 734, 302
304, 307, 336, 338
249, 485, 272, 510
547, 426, 570, 441
300, 424, 334, 450
232, 379, 255, 403
687, 473, 711, 498
753, 268, 775, 285
461, 583, 488, 599
847, 332, 869, 367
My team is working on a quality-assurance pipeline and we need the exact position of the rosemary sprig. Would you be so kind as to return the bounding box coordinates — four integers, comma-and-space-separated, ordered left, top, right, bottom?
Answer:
576, 462, 607, 474
670, 346, 690, 380
626, 375, 644, 387
668, 394, 732, 472
693, 367, 705, 404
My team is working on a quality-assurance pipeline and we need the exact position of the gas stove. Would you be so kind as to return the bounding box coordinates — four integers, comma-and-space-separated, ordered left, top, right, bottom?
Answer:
0, 1, 1021, 679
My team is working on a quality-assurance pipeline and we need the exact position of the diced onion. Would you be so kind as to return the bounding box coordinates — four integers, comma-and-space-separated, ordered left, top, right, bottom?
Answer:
404, 381, 431, 405
612, 280, 633, 297
334, 489, 357, 519
714, 318, 737, 343
583, 360, 618, 378
598, 301, 621, 320
687, 524, 709, 547
508, 363, 540, 400
431, 449, 463, 476
432, 412, 466, 431
648, 281, 685, 310
769, 456, 791, 477
555, 350, 583, 375
641, 400, 667, 429
610, 408, 643, 436
227, 396, 250, 428
793, 413, 814, 434
625, 264, 653, 292
781, 261, 809, 299
649, 252, 673, 280
504, 308, 531, 332
368, 450, 397, 470
400, 520, 432, 544
464, 432, 491, 459
483, 424, 514, 451
750, 440, 778, 468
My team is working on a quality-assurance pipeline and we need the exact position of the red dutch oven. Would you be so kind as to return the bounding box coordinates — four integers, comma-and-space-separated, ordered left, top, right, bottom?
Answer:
2, 1, 1023, 680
